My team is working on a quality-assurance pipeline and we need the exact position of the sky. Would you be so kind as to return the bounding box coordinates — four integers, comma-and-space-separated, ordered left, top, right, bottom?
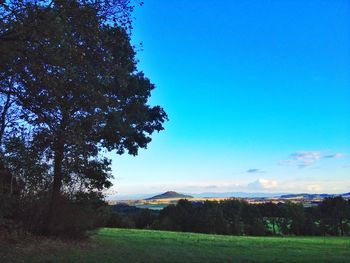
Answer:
107, 0, 350, 198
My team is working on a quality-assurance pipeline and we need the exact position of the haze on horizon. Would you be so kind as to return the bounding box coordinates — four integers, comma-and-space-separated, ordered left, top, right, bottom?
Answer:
107, 0, 350, 196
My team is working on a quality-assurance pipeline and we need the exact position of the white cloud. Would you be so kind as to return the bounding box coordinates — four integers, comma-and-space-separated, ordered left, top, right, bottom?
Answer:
247, 178, 278, 190
202, 179, 348, 194
306, 184, 322, 192
290, 151, 322, 161
279, 151, 345, 168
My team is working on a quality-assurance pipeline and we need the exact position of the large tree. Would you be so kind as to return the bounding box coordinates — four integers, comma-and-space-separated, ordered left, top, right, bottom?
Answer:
320, 196, 350, 236
0, 0, 167, 234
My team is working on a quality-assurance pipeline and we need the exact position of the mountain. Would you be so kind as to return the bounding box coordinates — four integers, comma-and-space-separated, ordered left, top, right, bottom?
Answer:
146, 191, 193, 200
341, 192, 350, 198
279, 193, 350, 199
107, 191, 350, 201
191, 192, 288, 198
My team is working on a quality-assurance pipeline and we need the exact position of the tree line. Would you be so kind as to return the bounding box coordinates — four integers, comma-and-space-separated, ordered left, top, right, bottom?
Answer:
107, 197, 350, 236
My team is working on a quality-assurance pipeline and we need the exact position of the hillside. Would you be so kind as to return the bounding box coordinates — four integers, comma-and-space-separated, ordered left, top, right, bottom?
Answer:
3, 228, 350, 262
146, 191, 193, 200
279, 192, 350, 199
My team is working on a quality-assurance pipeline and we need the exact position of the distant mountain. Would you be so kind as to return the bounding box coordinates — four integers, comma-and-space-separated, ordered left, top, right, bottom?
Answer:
146, 191, 193, 200
342, 192, 350, 198
279, 193, 331, 199
107, 191, 350, 201
191, 192, 288, 198
279, 193, 350, 199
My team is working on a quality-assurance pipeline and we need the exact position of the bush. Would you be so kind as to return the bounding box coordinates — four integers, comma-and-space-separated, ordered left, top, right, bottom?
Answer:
44, 192, 110, 238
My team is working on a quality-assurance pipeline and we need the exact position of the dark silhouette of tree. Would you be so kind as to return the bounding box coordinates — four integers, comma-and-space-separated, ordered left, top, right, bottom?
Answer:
221, 199, 243, 235
158, 199, 195, 232
135, 209, 157, 229
110, 198, 350, 237
287, 202, 305, 235
158, 204, 178, 231
259, 202, 282, 235
240, 203, 266, 236
0, 0, 167, 235
319, 196, 350, 236
195, 201, 229, 234
302, 206, 321, 235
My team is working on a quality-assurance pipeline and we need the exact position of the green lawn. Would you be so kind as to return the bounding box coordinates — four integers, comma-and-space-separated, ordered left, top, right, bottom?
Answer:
2, 228, 350, 263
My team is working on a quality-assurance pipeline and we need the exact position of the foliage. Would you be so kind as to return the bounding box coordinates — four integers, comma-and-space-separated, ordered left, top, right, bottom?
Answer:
319, 196, 350, 236
108, 197, 350, 237
0, 0, 167, 237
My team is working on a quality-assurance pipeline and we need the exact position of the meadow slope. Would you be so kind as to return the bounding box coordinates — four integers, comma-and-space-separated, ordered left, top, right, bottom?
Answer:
2, 228, 350, 263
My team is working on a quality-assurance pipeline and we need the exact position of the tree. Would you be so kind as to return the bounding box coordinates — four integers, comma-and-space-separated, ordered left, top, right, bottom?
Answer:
1, 0, 167, 235
241, 202, 266, 236
221, 199, 244, 235
259, 202, 281, 235
319, 197, 350, 236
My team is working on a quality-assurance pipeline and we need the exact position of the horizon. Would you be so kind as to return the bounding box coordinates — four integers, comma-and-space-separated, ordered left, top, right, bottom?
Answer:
107, 0, 349, 196
108, 189, 350, 201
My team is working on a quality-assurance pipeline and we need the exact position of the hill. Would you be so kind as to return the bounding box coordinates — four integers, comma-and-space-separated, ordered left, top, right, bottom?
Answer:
279, 192, 350, 199
4, 228, 350, 262
146, 191, 193, 200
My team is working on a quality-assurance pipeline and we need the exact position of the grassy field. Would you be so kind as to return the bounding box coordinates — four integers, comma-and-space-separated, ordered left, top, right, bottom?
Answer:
1, 228, 350, 263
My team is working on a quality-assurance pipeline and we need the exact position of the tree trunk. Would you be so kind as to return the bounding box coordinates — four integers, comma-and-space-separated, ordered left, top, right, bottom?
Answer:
339, 219, 344, 236
46, 131, 65, 235
0, 89, 11, 146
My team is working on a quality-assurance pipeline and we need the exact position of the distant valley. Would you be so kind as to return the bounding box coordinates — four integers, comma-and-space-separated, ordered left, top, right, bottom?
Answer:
108, 191, 350, 210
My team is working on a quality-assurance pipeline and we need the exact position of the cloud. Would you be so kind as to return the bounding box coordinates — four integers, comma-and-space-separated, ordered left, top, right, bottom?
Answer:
297, 159, 316, 168
279, 151, 345, 168
110, 178, 350, 197
290, 151, 322, 161
306, 184, 322, 192
247, 178, 278, 190
246, 168, 265, 174
278, 160, 292, 166
291, 151, 321, 167
323, 153, 344, 159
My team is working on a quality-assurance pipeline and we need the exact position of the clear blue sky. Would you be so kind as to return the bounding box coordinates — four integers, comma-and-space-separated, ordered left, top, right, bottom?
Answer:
107, 0, 350, 197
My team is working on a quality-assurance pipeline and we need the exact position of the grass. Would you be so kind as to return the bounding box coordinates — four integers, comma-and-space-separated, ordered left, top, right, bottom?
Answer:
1, 228, 350, 263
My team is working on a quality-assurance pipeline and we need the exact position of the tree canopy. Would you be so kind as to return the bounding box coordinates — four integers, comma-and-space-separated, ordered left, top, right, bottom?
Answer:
0, 0, 167, 235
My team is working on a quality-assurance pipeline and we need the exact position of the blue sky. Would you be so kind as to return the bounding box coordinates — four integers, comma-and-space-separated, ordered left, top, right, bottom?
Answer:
107, 0, 350, 197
